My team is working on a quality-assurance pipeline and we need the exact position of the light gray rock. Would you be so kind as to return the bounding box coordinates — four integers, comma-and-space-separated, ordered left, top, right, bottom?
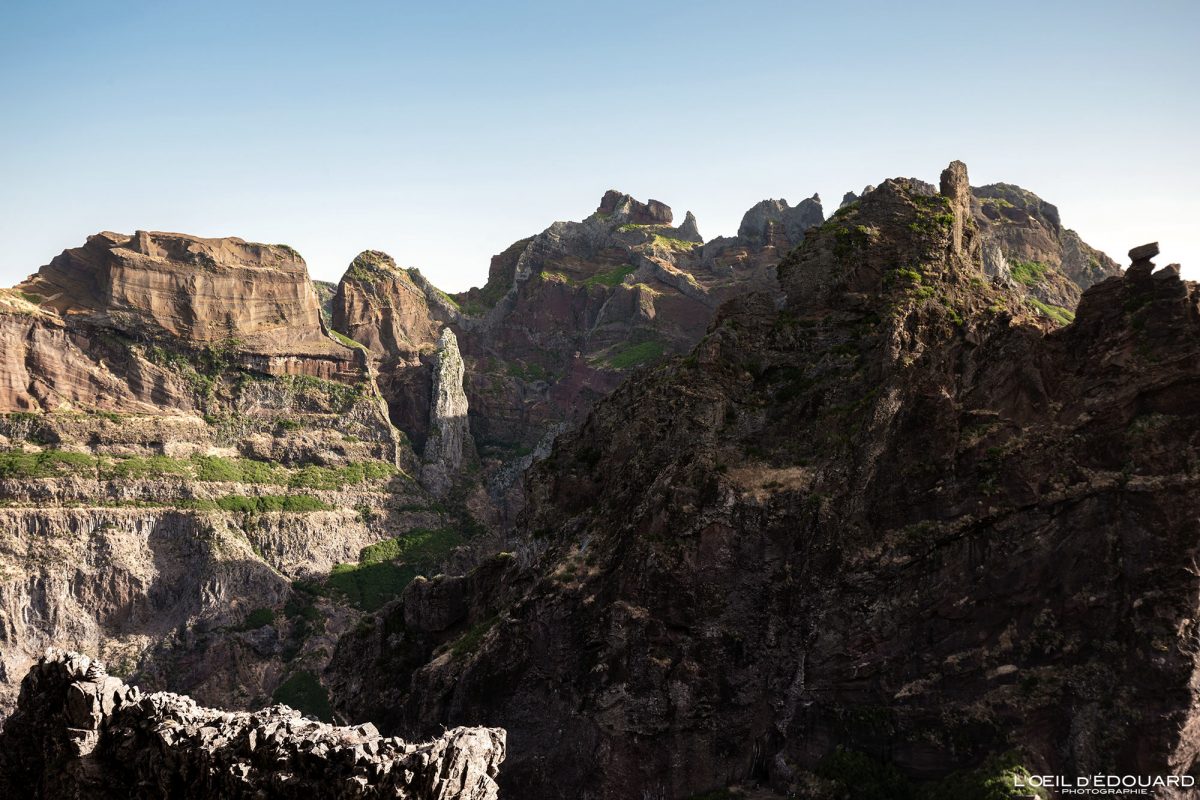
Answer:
736, 194, 824, 247
421, 328, 470, 497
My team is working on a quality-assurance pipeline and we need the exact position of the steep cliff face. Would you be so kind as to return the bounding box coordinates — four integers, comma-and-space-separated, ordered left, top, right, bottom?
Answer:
19, 231, 339, 357
2, 231, 372, 417
332, 251, 458, 448
329, 164, 1200, 799
0, 289, 185, 413
0, 232, 472, 722
332, 251, 451, 363
421, 329, 471, 497
0, 650, 505, 800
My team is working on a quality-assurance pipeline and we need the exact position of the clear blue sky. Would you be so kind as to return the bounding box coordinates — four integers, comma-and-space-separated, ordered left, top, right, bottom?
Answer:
1, 1, 1196, 290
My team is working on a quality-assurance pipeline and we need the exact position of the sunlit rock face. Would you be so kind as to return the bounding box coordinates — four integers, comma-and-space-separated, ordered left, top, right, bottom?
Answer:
422, 328, 471, 497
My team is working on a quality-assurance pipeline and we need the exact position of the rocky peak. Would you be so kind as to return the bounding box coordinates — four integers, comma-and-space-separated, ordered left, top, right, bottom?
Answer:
974, 182, 1062, 230
940, 159, 976, 259
333, 250, 455, 359
347, 164, 1200, 796
677, 210, 704, 243
347, 248, 403, 280
597, 189, 673, 225
779, 165, 979, 312
736, 194, 824, 247
0, 650, 505, 799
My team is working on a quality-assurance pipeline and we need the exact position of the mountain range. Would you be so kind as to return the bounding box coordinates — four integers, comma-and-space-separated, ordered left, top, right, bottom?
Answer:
2, 162, 1195, 799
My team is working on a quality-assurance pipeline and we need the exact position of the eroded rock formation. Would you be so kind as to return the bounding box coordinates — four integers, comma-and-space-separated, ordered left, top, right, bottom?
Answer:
0, 650, 505, 799
329, 164, 1200, 799
735, 194, 825, 248
421, 328, 471, 497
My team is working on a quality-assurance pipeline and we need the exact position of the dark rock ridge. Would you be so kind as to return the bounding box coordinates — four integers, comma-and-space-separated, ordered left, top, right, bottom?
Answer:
328, 163, 1200, 799
0, 650, 505, 799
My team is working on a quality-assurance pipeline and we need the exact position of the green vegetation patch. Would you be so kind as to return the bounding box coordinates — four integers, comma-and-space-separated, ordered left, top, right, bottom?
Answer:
815, 749, 912, 800
196, 494, 332, 513
584, 264, 636, 288
327, 561, 417, 612
604, 340, 666, 369
0, 448, 398, 494
328, 527, 464, 611
919, 752, 1048, 800
191, 455, 286, 484
0, 450, 98, 479
1027, 297, 1075, 326
234, 607, 275, 630
272, 670, 332, 722
287, 461, 397, 490
361, 527, 463, 565
651, 234, 699, 250
812, 749, 1047, 800
330, 330, 367, 350
451, 616, 498, 659
1008, 259, 1050, 286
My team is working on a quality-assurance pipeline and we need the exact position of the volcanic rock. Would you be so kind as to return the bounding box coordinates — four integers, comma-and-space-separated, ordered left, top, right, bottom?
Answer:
421, 328, 471, 497
972, 183, 1121, 316
736, 194, 824, 247
597, 190, 673, 225
329, 162, 1200, 799
0, 649, 505, 799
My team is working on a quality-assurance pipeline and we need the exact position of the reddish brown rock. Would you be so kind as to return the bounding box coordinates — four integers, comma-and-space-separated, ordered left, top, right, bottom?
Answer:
19, 231, 338, 356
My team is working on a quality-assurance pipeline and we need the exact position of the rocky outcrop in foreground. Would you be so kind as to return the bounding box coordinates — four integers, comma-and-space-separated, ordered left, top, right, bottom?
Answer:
0, 650, 504, 800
